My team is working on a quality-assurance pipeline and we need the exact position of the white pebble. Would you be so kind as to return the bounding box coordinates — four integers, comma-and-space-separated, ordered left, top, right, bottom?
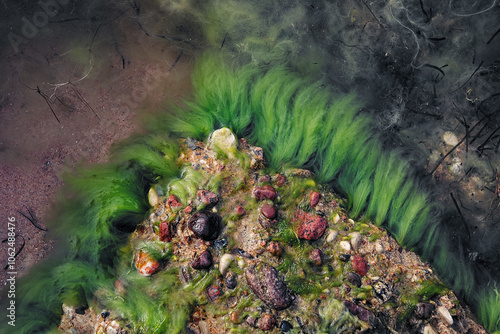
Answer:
423, 324, 437, 334
219, 254, 235, 275
437, 306, 453, 326
208, 127, 238, 159
348, 218, 355, 225
339, 241, 351, 251
148, 188, 159, 207
375, 241, 384, 253
443, 131, 459, 146
326, 230, 338, 242
333, 214, 341, 224
350, 232, 362, 250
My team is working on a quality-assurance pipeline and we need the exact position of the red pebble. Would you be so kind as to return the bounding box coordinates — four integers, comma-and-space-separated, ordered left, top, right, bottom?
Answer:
261, 204, 277, 219
310, 191, 321, 207
352, 255, 369, 277
197, 189, 219, 206
309, 248, 323, 266
257, 314, 276, 331
183, 205, 193, 214
235, 205, 246, 217
207, 285, 223, 302
274, 174, 287, 187
295, 210, 328, 241
253, 185, 277, 201
167, 194, 183, 210
159, 221, 172, 242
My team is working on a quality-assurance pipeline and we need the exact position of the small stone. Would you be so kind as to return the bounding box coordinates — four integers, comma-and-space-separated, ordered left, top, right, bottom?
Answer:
274, 174, 287, 187
188, 211, 220, 241
258, 174, 271, 183
423, 324, 438, 334
346, 272, 362, 287
443, 131, 459, 146
148, 188, 159, 207
197, 190, 219, 207
295, 210, 328, 241
280, 320, 293, 332
183, 205, 193, 214
208, 127, 238, 158
350, 232, 362, 250
309, 248, 323, 266
246, 316, 257, 328
416, 302, 435, 319
257, 314, 276, 331
135, 251, 160, 277
339, 254, 351, 262
245, 264, 295, 310
266, 241, 282, 256
159, 221, 172, 242
437, 305, 453, 326
234, 205, 246, 217
230, 310, 242, 324
309, 191, 321, 207
191, 250, 213, 270
343, 301, 374, 323
261, 204, 277, 219
375, 241, 384, 253
326, 230, 338, 242
186, 137, 200, 150
207, 285, 223, 302
167, 194, 183, 210
225, 271, 238, 289
253, 185, 277, 201
339, 240, 351, 251
352, 255, 369, 277
219, 254, 235, 275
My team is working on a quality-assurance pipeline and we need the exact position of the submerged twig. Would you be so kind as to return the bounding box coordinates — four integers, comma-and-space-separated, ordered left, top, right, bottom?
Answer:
18, 206, 48, 231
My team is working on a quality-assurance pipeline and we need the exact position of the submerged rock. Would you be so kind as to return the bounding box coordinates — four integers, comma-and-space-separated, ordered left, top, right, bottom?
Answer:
245, 264, 295, 310
253, 185, 277, 201
197, 189, 219, 207
309, 191, 320, 207
352, 254, 369, 277
208, 127, 238, 158
135, 251, 160, 277
188, 211, 220, 241
295, 210, 328, 241
260, 203, 277, 219
191, 250, 213, 270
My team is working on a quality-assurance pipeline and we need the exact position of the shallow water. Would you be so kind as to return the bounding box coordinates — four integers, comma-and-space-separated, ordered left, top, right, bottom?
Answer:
0, 0, 499, 332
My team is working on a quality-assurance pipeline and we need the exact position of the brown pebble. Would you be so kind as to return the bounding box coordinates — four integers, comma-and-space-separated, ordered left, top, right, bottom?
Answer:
309, 248, 323, 266
309, 191, 321, 207
295, 210, 328, 241
245, 315, 257, 328
167, 194, 183, 209
207, 285, 223, 302
197, 189, 219, 206
234, 205, 246, 217
230, 310, 242, 324
266, 241, 282, 256
257, 314, 276, 331
183, 205, 193, 214
346, 272, 361, 287
191, 250, 213, 270
261, 204, 277, 219
159, 221, 172, 242
188, 211, 220, 241
253, 185, 277, 201
274, 174, 287, 187
258, 174, 271, 183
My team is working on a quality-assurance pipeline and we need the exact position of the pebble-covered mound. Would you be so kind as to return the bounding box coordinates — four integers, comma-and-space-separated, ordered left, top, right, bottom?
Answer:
59, 128, 486, 333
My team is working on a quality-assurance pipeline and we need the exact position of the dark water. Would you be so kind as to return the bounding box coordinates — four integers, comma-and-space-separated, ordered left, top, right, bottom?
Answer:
1, 0, 499, 332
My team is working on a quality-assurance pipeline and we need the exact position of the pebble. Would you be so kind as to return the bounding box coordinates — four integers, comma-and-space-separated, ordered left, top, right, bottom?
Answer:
326, 230, 338, 242
343, 301, 374, 323
266, 241, 282, 256
309, 248, 323, 266
274, 174, 287, 187
261, 204, 277, 219
225, 271, 238, 289
245, 316, 257, 328
148, 188, 159, 207
245, 264, 295, 310
258, 174, 271, 183
333, 213, 341, 224
296, 210, 328, 241
375, 241, 384, 253
207, 285, 223, 302
309, 191, 320, 207
416, 302, 435, 319
188, 211, 220, 241
423, 324, 438, 334
253, 185, 277, 201
208, 127, 238, 158
346, 272, 362, 287
159, 221, 172, 242
191, 250, 213, 270
339, 254, 351, 262
352, 255, 369, 277
257, 314, 276, 331
443, 131, 459, 146
219, 254, 235, 275
186, 137, 200, 150
350, 232, 362, 250
135, 251, 160, 276
197, 190, 219, 207
280, 320, 293, 332
339, 240, 351, 251
230, 310, 242, 324
234, 205, 246, 217
167, 194, 183, 210
437, 305, 453, 325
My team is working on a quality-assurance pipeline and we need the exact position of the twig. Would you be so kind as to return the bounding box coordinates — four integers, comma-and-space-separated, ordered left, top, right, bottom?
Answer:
18, 206, 48, 231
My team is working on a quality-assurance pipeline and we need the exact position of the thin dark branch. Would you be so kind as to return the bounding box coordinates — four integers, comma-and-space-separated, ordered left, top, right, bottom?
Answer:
18, 206, 48, 231
450, 60, 484, 93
